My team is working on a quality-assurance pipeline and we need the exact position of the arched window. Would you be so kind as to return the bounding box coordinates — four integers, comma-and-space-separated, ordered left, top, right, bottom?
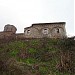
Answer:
57, 28, 59, 33
43, 28, 48, 34
27, 30, 30, 34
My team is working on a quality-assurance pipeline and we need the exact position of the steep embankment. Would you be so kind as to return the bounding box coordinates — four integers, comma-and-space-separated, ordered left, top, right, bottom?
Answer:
0, 38, 75, 75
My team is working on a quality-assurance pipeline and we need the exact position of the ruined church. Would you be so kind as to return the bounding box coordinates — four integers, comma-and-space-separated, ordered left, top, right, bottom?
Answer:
0, 22, 66, 39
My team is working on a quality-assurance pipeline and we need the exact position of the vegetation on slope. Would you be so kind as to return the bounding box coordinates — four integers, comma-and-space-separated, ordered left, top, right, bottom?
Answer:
0, 38, 75, 75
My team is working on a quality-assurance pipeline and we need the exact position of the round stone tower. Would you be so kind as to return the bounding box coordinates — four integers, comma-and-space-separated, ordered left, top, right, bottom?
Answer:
4, 24, 17, 34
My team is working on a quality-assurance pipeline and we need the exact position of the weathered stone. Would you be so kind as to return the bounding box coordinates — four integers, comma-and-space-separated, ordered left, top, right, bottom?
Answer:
24, 22, 66, 38
0, 22, 67, 39
4, 24, 17, 33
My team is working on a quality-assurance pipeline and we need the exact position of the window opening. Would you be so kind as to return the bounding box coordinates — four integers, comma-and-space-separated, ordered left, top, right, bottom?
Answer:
57, 28, 59, 33
43, 28, 48, 34
27, 30, 30, 34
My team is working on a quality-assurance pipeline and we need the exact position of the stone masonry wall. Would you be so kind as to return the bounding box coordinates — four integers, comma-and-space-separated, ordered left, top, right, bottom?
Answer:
15, 33, 25, 39
0, 22, 67, 39
24, 22, 66, 38
0, 31, 15, 39
4, 24, 17, 33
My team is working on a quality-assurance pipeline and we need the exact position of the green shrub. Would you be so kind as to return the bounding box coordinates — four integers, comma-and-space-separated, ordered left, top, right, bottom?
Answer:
25, 58, 37, 64
30, 40, 39, 46
39, 66, 49, 75
9, 49, 19, 57
28, 48, 37, 54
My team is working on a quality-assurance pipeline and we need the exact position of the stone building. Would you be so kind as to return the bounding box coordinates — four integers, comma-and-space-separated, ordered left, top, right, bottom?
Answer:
0, 22, 67, 39
24, 22, 66, 38
0, 24, 17, 39
4, 24, 17, 33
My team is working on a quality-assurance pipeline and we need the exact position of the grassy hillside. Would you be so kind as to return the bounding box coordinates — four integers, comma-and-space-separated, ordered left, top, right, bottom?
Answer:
0, 38, 75, 75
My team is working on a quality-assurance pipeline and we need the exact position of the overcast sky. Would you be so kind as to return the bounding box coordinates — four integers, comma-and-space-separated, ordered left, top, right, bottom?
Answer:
0, 0, 74, 36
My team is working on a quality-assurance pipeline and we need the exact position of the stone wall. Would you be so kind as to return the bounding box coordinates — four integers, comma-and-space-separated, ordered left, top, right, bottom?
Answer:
24, 22, 66, 38
16, 33, 25, 39
24, 27, 42, 38
0, 31, 15, 39
0, 24, 17, 40
0, 22, 67, 39
4, 24, 17, 33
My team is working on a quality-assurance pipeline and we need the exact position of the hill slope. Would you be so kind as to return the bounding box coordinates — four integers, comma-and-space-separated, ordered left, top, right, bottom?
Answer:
0, 38, 75, 75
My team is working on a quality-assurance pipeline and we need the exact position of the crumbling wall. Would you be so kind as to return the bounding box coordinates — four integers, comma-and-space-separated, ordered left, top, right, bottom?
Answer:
24, 22, 66, 38
4, 24, 17, 34
15, 33, 25, 39
0, 31, 15, 39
